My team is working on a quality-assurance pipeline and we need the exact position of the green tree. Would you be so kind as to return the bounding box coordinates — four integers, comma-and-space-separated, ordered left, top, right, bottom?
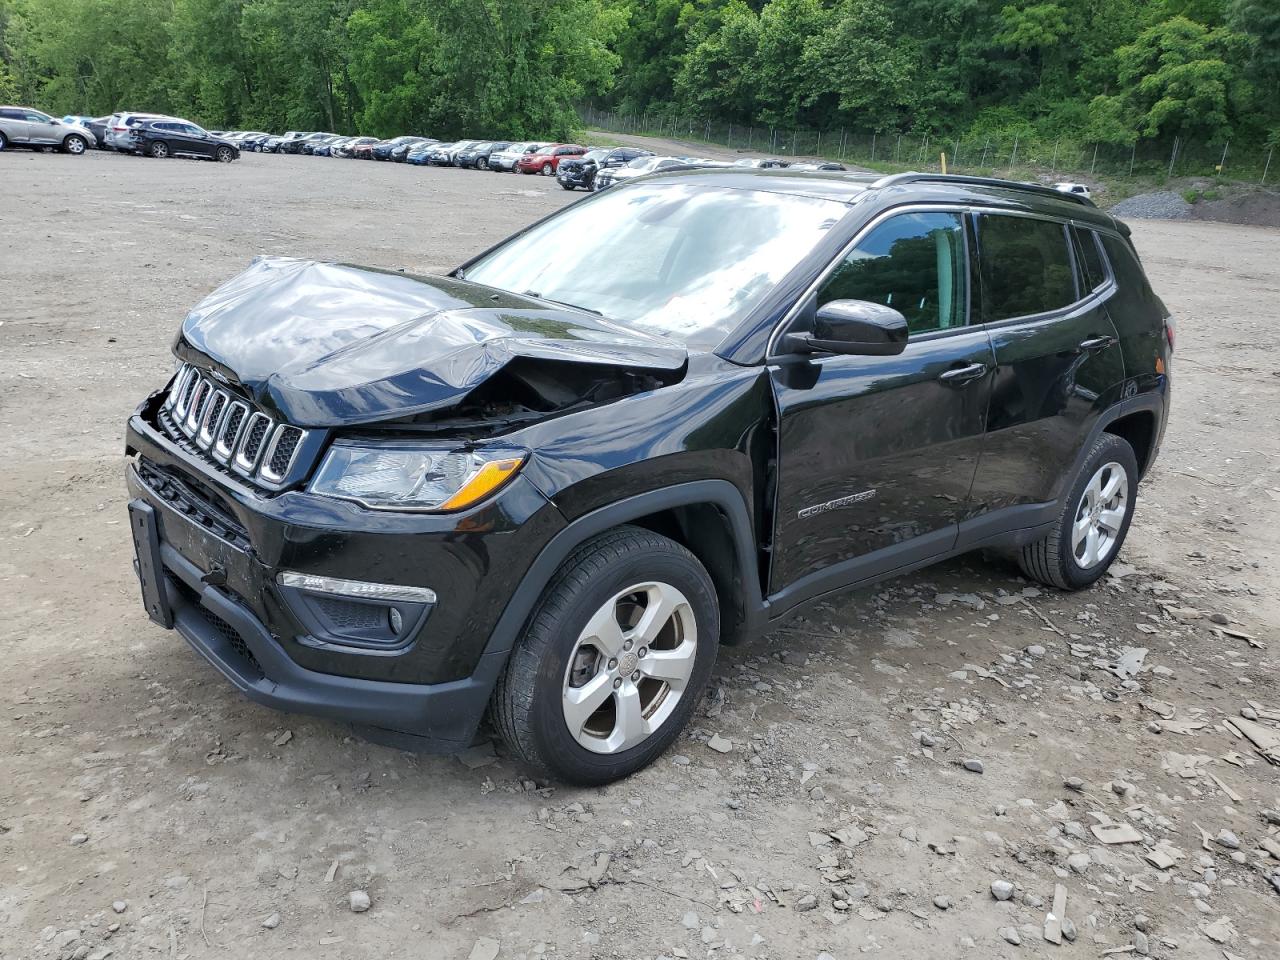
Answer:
1113, 15, 1249, 141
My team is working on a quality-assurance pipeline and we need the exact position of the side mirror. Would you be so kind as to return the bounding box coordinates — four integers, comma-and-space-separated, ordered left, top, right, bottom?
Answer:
782, 299, 909, 357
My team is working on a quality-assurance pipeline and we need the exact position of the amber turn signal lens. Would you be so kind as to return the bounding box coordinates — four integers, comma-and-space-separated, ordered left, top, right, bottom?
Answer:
437, 457, 525, 512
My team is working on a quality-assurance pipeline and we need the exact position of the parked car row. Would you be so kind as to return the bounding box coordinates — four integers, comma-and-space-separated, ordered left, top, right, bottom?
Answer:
0, 107, 239, 162
223, 126, 807, 192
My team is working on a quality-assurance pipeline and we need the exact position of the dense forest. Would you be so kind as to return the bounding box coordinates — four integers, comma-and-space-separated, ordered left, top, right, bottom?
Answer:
1, 0, 1276, 153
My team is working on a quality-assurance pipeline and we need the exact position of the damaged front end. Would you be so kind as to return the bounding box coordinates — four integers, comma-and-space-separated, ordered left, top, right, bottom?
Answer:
370, 356, 681, 439
174, 256, 689, 435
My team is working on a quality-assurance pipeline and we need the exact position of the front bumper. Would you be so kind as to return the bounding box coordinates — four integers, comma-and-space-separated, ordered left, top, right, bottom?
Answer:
124, 397, 567, 746
145, 522, 507, 749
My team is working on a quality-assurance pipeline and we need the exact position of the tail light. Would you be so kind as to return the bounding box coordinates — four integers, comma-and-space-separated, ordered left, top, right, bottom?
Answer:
1164, 317, 1176, 352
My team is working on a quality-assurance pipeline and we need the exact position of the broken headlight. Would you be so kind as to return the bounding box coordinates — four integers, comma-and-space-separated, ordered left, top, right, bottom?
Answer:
309, 442, 526, 512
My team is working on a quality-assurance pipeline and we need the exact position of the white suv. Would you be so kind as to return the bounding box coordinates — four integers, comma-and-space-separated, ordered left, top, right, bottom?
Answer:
0, 106, 93, 154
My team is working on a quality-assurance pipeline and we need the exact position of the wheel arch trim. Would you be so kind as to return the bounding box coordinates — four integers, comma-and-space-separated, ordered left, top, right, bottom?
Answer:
1074, 391, 1165, 487
482, 480, 764, 664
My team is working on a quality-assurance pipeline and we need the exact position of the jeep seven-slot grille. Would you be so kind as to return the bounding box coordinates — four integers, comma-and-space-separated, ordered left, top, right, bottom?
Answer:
162, 363, 310, 489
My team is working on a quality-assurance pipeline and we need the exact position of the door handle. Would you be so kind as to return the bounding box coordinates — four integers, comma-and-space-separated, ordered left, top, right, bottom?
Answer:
1078, 335, 1117, 352
938, 362, 988, 386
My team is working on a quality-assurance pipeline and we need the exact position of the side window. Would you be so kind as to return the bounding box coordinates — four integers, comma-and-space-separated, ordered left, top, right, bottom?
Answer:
817, 211, 968, 334
978, 214, 1077, 321
24, 112, 49, 123
1074, 228, 1109, 292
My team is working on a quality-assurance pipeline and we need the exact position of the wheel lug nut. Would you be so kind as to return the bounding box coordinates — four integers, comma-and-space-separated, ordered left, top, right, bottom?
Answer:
638, 647, 648, 658
608, 658, 617, 669
623, 640, 632, 651
613, 678, 622, 689
631, 671, 641, 682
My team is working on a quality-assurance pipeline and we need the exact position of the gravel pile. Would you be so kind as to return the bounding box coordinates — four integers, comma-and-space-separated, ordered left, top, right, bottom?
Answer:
1109, 191, 1193, 220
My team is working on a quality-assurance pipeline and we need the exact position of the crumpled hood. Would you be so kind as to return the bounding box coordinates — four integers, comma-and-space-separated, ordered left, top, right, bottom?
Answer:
176, 256, 687, 427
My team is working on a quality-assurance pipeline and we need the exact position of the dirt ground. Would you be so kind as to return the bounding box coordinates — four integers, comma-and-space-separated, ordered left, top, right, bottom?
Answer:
1, 147, 1278, 960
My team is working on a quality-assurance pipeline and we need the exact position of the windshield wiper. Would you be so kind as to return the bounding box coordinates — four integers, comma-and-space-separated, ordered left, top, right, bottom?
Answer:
523, 290, 603, 316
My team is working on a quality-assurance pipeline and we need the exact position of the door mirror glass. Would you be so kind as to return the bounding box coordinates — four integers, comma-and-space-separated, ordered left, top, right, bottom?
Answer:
784, 300, 909, 356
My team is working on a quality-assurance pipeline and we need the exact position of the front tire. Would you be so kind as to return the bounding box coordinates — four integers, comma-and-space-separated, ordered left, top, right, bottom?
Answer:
148, 140, 169, 159
0, 131, 7, 150
493, 526, 719, 785
477, 157, 488, 170
1018, 433, 1138, 589
62, 134, 87, 155
541, 162, 553, 176
215, 145, 234, 163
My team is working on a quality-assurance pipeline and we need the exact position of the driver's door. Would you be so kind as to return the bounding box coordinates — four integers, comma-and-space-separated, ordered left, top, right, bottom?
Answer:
24, 111, 61, 144
768, 210, 995, 599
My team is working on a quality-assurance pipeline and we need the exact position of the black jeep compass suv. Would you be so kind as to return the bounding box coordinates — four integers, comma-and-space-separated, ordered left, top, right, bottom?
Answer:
125, 171, 1172, 784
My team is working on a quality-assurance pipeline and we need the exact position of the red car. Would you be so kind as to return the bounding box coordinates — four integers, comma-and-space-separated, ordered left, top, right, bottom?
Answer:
516, 143, 587, 175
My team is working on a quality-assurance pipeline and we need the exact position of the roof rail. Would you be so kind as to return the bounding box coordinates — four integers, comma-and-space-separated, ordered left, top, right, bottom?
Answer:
868, 171, 1095, 206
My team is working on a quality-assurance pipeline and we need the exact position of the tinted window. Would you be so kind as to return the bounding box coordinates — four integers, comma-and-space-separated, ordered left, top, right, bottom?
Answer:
1075, 228, 1109, 292
24, 112, 50, 123
0, 108, 19, 118
818, 212, 968, 334
979, 215, 1077, 320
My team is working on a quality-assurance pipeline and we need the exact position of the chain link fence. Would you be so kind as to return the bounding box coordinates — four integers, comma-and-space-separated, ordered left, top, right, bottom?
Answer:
581, 106, 1277, 186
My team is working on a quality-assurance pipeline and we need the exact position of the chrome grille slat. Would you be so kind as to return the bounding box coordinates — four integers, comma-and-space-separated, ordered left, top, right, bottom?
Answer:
183, 379, 210, 435
197, 390, 228, 449
233, 412, 273, 475
161, 368, 311, 488
214, 401, 249, 463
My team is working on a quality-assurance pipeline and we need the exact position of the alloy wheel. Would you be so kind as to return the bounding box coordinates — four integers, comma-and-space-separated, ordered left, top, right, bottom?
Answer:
1072, 461, 1128, 568
561, 581, 698, 754
66, 136, 85, 155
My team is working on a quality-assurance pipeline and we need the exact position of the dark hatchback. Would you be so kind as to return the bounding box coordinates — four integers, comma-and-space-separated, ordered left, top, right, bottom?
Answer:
556, 146, 653, 191
372, 136, 422, 160
130, 119, 240, 162
125, 171, 1171, 784
454, 141, 512, 170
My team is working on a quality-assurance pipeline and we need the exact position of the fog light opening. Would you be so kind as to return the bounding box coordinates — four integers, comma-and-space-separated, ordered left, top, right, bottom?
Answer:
389, 607, 403, 635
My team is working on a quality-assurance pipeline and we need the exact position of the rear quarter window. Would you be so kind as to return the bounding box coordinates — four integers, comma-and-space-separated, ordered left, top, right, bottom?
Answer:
978, 214, 1077, 321
1074, 228, 1110, 292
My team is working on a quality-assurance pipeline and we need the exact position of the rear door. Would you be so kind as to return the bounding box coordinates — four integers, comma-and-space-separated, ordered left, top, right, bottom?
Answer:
181, 123, 214, 158
769, 209, 995, 600
0, 107, 30, 142
967, 212, 1126, 520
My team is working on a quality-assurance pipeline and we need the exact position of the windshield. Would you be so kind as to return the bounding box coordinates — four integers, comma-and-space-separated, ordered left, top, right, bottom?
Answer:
464, 183, 846, 348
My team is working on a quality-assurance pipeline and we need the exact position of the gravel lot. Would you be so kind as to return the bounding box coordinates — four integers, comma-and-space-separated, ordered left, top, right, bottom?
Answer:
2, 148, 1279, 960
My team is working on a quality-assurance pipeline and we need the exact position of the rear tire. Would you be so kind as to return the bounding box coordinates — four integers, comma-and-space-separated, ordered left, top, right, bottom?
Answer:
493, 526, 719, 785
1018, 433, 1138, 590
149, 140, 169, 159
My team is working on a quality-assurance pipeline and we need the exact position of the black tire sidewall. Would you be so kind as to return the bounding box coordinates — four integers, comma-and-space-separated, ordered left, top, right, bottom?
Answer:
522, 537, 719, 784
150, 141, 167, 159
1055, 435, 1138, 588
